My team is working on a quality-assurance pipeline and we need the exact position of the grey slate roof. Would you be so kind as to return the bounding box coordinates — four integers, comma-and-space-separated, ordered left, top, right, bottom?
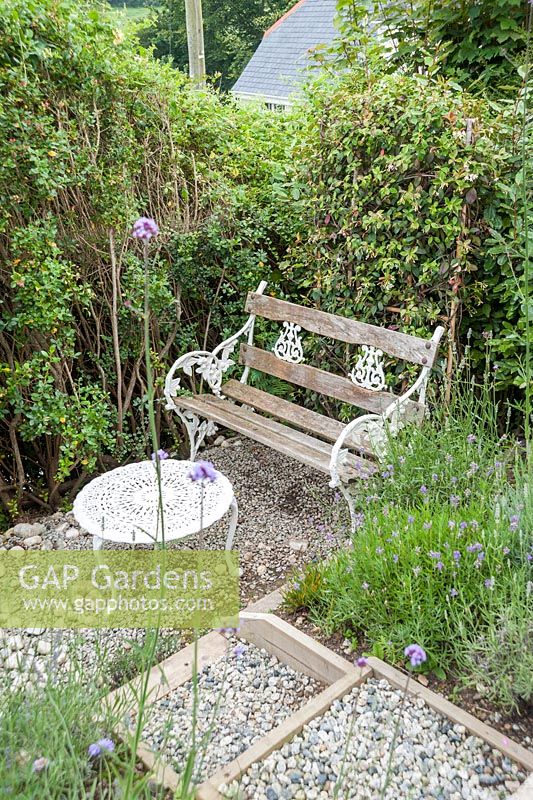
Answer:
232, 0, 338, 104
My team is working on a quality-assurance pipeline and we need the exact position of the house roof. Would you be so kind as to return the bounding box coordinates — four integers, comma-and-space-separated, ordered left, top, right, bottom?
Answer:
232, 0, 338, 105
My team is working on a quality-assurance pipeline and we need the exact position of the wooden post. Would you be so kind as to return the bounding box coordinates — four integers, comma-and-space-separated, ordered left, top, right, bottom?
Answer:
184, 0, 206, 86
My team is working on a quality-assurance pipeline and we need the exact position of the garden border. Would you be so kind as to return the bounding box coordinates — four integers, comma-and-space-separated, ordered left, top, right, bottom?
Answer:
105, 608, 533, 799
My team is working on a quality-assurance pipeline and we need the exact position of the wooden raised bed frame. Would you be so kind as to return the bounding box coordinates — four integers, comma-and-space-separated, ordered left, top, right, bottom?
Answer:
106, 612, 533, 800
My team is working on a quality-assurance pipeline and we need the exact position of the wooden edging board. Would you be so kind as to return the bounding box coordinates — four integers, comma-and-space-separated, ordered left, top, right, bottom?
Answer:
106, 610, 533, 800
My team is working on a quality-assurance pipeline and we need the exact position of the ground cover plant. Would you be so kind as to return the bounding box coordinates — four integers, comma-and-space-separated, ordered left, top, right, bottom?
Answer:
285, 379, 533, 711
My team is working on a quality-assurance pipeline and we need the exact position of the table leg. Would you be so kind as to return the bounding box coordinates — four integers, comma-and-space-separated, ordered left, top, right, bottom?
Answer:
93, 535, 103, 551
225, 496, 238, 550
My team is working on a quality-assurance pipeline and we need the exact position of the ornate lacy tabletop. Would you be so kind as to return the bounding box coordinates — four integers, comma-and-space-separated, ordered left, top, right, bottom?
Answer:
73, 459, 237, 550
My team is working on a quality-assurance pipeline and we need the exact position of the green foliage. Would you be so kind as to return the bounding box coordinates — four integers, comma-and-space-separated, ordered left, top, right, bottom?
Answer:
336, 0, 529, 97
0, 0, 293, 513
139, 0, 293, 90
280, 70, 533, 402
285, 387, 533, 710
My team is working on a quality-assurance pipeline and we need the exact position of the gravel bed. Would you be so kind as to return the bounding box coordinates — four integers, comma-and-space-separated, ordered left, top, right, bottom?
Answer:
140, 637, 323, 784
221, 678, 528, 800
0, 439, 339, 684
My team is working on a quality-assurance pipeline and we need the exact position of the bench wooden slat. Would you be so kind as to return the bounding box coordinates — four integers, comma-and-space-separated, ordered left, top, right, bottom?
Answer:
239, 344, 423, 417
245, 293, 438, 367
200, 394, 333, 456
221, 379, 375, 457
176, 395, 367, 475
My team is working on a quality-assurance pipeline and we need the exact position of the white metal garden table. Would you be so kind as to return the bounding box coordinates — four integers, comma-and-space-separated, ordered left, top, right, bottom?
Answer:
72, 459, 238, 551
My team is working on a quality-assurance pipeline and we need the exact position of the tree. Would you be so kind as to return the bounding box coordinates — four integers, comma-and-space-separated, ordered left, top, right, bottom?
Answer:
140, 0, 293, 90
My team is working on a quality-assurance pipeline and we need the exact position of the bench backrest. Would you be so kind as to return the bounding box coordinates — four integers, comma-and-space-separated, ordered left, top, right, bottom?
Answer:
239, 292, 442, 415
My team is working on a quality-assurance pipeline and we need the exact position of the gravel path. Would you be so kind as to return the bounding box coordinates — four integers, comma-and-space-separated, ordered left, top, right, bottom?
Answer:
221, 678, 528, 800
0, 438, 339, 686
140, 637, 323, 783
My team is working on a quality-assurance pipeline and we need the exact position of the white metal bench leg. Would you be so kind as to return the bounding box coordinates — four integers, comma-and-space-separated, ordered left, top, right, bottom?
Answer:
225, 496, 238, 550
93, 535, 103, 551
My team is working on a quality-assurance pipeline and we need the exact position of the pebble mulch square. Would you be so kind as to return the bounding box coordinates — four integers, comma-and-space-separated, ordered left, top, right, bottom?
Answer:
140, 639, 323, 784
221, 678, 528, 800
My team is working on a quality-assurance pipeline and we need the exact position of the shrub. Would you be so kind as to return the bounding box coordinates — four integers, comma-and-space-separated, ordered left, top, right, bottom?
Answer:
0, 0, 293, 514
285, 385, 533, 710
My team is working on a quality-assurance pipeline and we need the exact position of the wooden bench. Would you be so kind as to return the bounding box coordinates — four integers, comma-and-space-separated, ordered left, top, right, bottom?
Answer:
164, 282, 444, 530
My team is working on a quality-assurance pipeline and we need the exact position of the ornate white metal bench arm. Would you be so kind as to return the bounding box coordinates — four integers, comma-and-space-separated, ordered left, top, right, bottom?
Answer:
164, 281, 267, 458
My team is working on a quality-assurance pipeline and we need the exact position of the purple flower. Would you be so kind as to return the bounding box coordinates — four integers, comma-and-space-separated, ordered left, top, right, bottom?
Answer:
445, 453, 453, 463
188, 460, 217, 482
132, 216, 159, 241
353, 512, 365, 529
502, 547, 510, 555
356, 657, 368, 668
398, 456, 405, 464
451, 476, 458, 484
459, 521, 468, 530
404, 643, 427, 668
431, 473, 438, 481
233, 643, 247, 657
510, 514, 520, 531
453, 550, 461, 561
423, 521, 432, 530
429, 551, 441, 559
467, 434, 476, 444
527, 554, 532, 562
392, 554, 399, 563
407, 515, 415, 524
361, 582, 369, 590
448, 520, 456, 529
391, 530, 399, 538
88, 738, 115, 758
436, 561, 444, 571
419, 485, 428, 495
449, 588, 458, 597
484, 578, 494, 590
467, 543, 482, 553
32, 757, 50, 773
376, 546, 384, 555
151, 449, 169, 461
450, 495, 460, 508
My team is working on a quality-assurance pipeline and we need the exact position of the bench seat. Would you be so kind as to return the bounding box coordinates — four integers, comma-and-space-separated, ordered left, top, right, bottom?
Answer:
177, 388, 372, 479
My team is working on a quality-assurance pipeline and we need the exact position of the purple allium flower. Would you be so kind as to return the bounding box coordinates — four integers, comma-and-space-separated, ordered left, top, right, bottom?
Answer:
436, 561, 444, 571
356, 657, 368, 668
449, 588, 458, 597
407, 515, 415, 524
502, 547, 510, 555
429, 551, 441, 559
404, 643, 427, 668
132, 216, 159, 240
423, 521, 432, 530
32, 757, 50, 773
233, 643, 247, 657
188, 460, 217, 482
484, 578, 494, 590
453, 550, 461, 561
151, 449, 169, 462
450, 495, 460, 508
88, 738, 115, 758
467, 434, 477, 443
419, 485, 428, 495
